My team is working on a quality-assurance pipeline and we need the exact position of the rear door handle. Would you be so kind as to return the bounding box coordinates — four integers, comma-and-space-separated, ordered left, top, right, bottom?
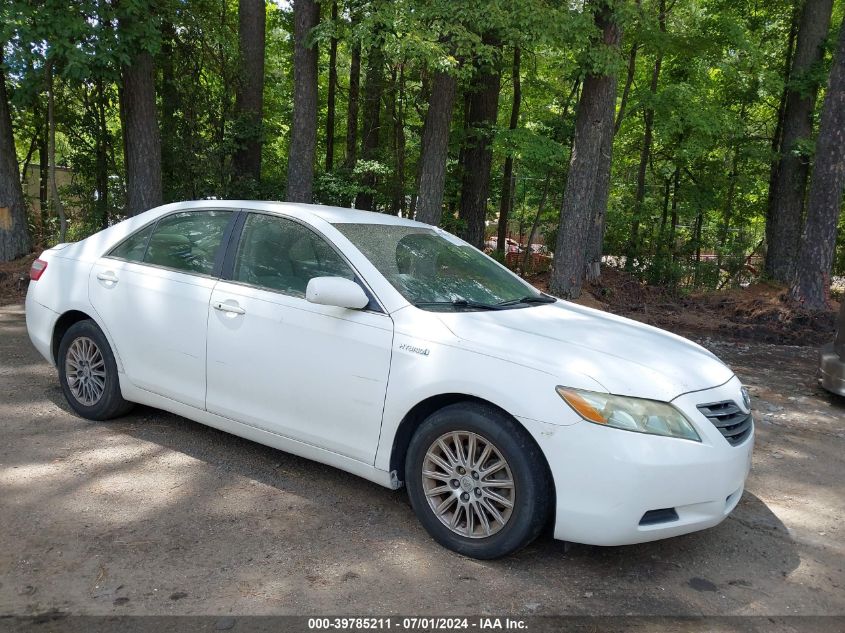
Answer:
213, 301, 246, 315
96, 271, 118, 285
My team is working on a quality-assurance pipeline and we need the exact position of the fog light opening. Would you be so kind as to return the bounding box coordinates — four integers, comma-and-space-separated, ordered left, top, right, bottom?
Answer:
639, 508, 679, 526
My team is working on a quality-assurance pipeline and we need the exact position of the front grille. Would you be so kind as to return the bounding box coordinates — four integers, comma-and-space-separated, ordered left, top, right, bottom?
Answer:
697, 400, 753, 446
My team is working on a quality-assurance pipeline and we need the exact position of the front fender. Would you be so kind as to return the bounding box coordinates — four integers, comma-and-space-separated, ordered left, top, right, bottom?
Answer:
374, 330, 589, 472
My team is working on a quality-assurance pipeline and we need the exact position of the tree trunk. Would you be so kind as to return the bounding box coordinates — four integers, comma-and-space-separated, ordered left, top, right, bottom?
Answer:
0, 46, 31, 261
233, 0, 266, 188
625, 0, 665, 271
559, 75, 613, 282
415, 70, 458, 225
614, 45, 637, 134
47, 63, 67, 243
325, 0, 338, 172
390, 65, 406, 215
764, 0, 834, 282
216, 0, 233, 195
765, 0, 800, 234
19, 132, 37, 187
791, 15, 845, 310
354, 46, 385, 210
693, 208, 703, 286
613, 0, 641, 135
549, 4, 622, 299
95, 77, 110, 229
585, 64, 619, 281
287, 0, 319, 202
584, 79, 617, 283
38, 114, 48, 235
121, 50, 162, 216
458, 36, 501, 248
496, 47, 522, 258
344, 36, 361, 169
409, 70, 431, 218
669, 166, 680, 262
718, 134, 743, 269
160, 20, 179, 204
658, 176, 671, 243
520, 174, 551, 274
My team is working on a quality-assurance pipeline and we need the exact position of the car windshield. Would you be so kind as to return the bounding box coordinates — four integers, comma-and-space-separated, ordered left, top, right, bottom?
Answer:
334, 223, 552, 311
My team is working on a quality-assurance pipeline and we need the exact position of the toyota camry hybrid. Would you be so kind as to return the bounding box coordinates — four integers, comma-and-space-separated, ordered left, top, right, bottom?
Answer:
25, 201, 754, 559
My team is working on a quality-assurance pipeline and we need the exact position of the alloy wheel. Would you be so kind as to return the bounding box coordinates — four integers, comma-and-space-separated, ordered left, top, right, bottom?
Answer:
65, 336, 106, 406
421, 431, 515, 539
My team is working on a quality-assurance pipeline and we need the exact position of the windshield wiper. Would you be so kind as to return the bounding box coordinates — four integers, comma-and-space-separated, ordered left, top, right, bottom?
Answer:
414, 299, 506, 311
497, 294, 557, 307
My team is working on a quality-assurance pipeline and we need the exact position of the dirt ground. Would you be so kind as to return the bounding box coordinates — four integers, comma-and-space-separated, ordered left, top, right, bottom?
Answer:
1, 301, 844, 620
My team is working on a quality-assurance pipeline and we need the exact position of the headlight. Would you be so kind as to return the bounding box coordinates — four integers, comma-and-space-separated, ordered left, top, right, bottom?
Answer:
556, 387, 701, 442
741, 386, 751, 411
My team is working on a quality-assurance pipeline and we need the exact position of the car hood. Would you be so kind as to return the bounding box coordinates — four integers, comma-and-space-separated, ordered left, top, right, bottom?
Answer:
435, 301, 734, 402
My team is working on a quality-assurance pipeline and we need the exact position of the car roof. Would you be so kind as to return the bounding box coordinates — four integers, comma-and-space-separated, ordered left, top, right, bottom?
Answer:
168, 200, 430, 228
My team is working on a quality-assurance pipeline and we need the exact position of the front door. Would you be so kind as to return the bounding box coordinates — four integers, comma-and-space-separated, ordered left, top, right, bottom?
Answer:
205, 212, 393, 464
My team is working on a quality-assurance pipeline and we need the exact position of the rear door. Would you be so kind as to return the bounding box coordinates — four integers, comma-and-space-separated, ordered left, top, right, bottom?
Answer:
204, 212, 393, 464
89, 209, 236, 409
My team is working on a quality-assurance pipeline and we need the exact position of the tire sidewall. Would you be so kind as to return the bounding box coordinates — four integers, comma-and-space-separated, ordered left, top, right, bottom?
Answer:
57, 320, 127, 420
406, 402, 550, 559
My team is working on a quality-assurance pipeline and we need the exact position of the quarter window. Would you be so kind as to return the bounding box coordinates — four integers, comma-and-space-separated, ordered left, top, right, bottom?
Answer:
233, 214, 355, 297
108, 223, 154, 262
143, 211, 232, 275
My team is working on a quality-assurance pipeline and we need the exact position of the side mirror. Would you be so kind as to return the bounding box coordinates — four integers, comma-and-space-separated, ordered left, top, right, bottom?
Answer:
306, 276, 370, 310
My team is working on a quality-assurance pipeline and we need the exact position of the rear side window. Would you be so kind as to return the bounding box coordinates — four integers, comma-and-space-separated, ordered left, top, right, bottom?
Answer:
233, 214, 354, 297
109, 223, 154, 262
143, 211, 232, 275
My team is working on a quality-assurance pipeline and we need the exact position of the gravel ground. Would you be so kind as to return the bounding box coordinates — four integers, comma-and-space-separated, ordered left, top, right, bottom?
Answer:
1, 302, 844, 617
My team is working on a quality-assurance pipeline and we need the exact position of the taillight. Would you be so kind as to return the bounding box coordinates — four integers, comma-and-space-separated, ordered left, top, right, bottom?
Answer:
30, 259, 48, 281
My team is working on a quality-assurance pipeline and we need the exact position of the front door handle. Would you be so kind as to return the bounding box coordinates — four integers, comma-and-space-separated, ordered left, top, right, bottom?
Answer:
213, 301, 246, 315
96, 271, 119, 285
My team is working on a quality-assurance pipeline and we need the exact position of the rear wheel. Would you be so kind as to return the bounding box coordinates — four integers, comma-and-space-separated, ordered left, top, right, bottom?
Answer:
57, 320, 132, 420
405, 402, 552, 559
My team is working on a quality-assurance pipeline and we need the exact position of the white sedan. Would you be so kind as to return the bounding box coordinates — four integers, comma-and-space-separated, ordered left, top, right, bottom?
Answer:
25, 201, 753, 559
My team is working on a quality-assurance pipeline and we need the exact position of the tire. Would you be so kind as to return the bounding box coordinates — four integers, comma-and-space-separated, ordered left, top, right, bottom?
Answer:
57, 319, 133, 420
405, 402, 552, 559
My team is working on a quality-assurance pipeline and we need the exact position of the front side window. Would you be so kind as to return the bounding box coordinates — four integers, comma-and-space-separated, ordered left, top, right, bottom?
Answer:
334, 223, 548, 310
233, 214, 354, 297
143, 211, 232, 275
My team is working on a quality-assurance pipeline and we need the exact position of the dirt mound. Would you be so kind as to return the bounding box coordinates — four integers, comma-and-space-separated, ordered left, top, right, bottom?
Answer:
0, 254, 35, 304
680, 283, 838, 345
529, 269, 838, 346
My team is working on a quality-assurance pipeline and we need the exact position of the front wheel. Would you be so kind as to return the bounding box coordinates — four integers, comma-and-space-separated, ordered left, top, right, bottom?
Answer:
405, 402, 552, 559
57, 319, 133, 420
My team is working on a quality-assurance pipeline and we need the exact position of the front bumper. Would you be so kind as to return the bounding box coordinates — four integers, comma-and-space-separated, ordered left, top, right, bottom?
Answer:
520, 376, 753, 546
820, 343, 845, 396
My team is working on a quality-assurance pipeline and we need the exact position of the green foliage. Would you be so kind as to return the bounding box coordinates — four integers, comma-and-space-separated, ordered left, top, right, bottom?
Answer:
593, 0, 827, 290
314, 170, 359, 205
3, 0, 843, 290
